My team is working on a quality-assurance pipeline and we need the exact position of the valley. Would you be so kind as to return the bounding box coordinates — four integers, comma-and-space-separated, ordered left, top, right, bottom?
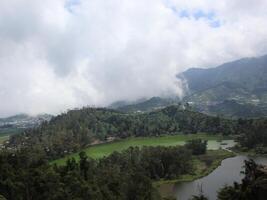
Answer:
1, 105, 267, 200
2, 1, 267, 199
2, 99, 267, 200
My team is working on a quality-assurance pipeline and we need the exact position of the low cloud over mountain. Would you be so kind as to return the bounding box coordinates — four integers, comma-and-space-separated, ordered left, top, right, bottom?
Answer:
1, 0, 267, 117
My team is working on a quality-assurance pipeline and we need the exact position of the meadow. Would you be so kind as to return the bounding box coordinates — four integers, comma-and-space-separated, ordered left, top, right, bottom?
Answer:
53, 133, 231, 165
0, 135, 9, 144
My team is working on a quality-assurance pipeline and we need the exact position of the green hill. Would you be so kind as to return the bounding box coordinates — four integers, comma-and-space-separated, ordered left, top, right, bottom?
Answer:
7, 106, 236, 160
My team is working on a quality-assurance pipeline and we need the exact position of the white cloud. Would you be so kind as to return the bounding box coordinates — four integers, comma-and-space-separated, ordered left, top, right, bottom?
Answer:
0, 0, 267, 117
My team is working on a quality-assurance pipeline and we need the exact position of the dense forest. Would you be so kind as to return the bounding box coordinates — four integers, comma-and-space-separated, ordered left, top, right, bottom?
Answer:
0, 143, 205, 200
2, 105, 267, 199
5, 105, 267, 160
6, 106, 236, 159
2, 138, 266, 200
233, 118, 267, 154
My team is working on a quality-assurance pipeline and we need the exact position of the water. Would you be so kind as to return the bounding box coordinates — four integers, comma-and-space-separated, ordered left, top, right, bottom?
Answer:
173, 155, 267, 200
206, 140, 236, 150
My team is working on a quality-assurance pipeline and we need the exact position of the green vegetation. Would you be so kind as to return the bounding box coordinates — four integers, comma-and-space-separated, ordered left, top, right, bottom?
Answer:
1, 133, 235, 200
208, 100, 266, 118
7, 106, 237, 160
156, 149, 235, 198
115, 97, 179, 113
185, 139, 207, 155
179, 54, 267, 118
236, 118, 267, 153
3, 104, 267, 200
53, 134, 226, 165
218, 159, 267, 200
156, 150, 234, 183
0, 136, 9, 144
0, 127, 23, 144
3, 105, 267, 199
0, 144, 201, 200
190, 194, 208, 200
0, 147, 162, 200
0, 127, 22, 135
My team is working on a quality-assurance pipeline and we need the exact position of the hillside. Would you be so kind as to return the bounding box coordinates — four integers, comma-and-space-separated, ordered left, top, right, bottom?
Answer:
179, 55, 267, 93
6, 106, 236, 159
177, 54, 267, 118
112, 55, 267, 118
114, 97, 180, 112
0, 114, 52, 136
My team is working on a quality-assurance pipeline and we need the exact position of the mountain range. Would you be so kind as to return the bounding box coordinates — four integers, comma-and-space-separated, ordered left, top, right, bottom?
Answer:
180, 54, 267, 118
114, 54, 267, 118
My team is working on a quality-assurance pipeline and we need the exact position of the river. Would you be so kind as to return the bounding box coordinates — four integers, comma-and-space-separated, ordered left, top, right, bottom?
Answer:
173, 141, 267, 200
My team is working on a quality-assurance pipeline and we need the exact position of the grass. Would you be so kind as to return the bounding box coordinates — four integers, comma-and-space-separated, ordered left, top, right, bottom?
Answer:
0, 136, 9, 144
52, 133, 231, 165
230, 146, 267, 156
0, 127, 22, 135
0, 127, 22, 144
155, 149, 235, 198
51, 134, 234, 198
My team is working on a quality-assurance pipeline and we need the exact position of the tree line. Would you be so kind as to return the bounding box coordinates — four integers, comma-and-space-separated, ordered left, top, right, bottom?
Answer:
6, 106, 236, 159
236, 118, 267, 153
0, 141, 207, 200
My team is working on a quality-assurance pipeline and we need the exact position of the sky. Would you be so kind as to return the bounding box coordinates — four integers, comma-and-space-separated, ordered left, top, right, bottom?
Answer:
1, 0, 267, 117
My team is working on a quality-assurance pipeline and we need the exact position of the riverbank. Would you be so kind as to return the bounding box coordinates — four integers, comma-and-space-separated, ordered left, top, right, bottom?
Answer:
155, 149, 235, 199
230, 146, 267, 157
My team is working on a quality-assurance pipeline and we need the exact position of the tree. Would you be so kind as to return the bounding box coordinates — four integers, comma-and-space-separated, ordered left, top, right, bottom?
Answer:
191, 185, 208, 200
218, 159, 267, 200
185, 139, 207, 155
0, 195, 6, 200
79, 151, 89, 180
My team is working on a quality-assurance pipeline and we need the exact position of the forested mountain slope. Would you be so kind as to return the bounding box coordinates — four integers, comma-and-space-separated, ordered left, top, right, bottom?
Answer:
180, 55, 267, 93
114, 97, 180, 112
178, 54, 267, 118
113, 55, 267, 118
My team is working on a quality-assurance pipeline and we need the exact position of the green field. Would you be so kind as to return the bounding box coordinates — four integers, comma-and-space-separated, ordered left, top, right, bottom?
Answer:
53, 133, 232, 165
0, 127, 23, 136
0, 128, 21, 144
0, 135, 9, 144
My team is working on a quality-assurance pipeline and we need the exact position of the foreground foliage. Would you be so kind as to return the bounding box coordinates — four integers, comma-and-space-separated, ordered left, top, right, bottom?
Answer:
218, 159, 267, 200
0, 145, 199, 200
